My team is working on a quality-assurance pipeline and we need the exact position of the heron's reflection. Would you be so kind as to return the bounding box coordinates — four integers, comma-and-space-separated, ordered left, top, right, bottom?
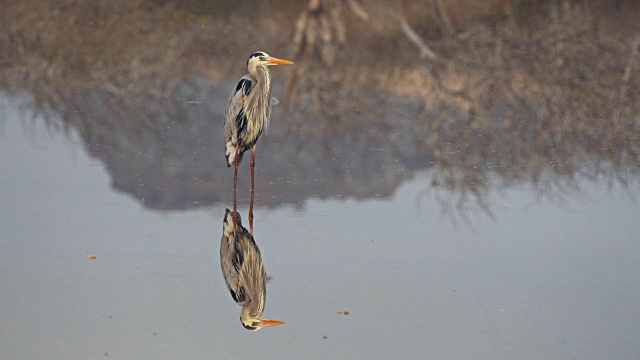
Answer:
220, 209, 285, 331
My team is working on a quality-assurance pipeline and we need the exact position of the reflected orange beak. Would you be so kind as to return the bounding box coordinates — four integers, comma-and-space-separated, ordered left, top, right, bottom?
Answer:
259, 319, 286, 328
267, 56, 294, 66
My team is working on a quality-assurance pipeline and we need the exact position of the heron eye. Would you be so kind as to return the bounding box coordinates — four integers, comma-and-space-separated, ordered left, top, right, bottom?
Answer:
259, 56, 264, 61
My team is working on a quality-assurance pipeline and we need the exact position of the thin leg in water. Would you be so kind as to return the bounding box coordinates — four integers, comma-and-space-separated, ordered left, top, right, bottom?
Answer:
249, 144, 256, 235
233, 145, 239, 238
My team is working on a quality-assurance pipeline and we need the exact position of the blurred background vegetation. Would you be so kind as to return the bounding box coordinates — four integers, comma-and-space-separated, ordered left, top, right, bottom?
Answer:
2, 0, 637, 110
0, 0, 638, 213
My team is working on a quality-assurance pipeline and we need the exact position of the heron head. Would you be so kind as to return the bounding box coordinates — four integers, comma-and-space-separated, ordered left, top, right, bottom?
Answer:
241, 315, 286, 331
247, 51, 294, 71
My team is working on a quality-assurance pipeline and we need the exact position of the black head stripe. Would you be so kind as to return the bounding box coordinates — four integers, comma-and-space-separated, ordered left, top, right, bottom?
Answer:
247, 51, 267, 64
242, 322, 258, 331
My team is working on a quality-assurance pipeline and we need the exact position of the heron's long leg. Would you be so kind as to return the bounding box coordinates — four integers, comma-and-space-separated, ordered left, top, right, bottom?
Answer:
233, 145, 239, 238
249, 144, 256, 236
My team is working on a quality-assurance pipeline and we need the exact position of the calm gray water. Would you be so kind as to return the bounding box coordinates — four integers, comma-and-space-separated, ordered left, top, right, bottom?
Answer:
1, 91, 639, 360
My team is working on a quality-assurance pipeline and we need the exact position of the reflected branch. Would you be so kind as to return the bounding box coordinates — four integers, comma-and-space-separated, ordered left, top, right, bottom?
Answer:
1, 0, 638, 217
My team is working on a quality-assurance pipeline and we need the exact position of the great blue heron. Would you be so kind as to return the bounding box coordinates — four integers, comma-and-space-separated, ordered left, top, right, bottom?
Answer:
220, 208, 285, 331
224, 51, 293, 235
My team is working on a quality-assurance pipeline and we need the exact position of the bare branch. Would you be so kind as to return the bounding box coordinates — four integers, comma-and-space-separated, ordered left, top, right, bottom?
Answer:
397, 15, 443, 63
346, 0, 369, 20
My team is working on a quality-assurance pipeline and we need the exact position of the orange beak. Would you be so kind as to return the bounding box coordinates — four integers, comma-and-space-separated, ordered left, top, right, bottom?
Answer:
267, 56, 294, 66
259, 319, 286, 328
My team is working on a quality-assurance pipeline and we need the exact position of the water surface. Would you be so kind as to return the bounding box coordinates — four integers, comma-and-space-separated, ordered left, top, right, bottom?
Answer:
1, 91, 639, 359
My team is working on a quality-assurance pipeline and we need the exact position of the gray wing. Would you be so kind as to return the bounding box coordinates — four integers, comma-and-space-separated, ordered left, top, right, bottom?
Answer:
224, 75, 254, 166
224, 75, 253, 144
220, 210, 247, 305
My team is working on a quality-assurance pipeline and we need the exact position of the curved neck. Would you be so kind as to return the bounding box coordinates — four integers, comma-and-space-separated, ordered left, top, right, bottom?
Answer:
249, 65, 270, 93
246, 65, 273, 125
241, 302, 261, 322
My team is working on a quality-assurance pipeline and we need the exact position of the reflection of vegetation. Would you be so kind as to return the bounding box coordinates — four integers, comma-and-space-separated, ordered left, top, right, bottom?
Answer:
422, 2, 640, 215
1, 0, 638, 214
286, 0, 640, 215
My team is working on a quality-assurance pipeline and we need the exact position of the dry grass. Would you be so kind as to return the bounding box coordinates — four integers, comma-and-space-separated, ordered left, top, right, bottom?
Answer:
1, 1, 187, 96
0, 0, 297, 101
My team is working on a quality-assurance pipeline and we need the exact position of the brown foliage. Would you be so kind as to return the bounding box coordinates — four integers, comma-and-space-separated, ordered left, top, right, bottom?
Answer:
284, 0, 639, 215
1, 0, 192, 97
0, 0, 638, 214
